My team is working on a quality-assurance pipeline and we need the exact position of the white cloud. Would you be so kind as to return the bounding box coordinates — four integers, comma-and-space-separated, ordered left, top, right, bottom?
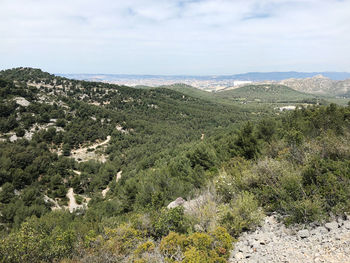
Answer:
0, 0, 349, 74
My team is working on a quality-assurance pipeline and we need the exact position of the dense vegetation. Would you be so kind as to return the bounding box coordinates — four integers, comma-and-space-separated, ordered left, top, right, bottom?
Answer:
158, 83, 325, 105
1, 67, 350, 262
216, 84, 320, 103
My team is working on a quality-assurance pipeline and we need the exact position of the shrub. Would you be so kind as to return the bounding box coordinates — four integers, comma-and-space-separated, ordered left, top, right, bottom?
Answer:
186, 143, 218, 170
0, 220, 76, 263
215, 157, 253, 203
218, 191, 263, 237
302, 157, 350, 216
153, 206, 191, 238
233, 122, 260, 159
75, 195, 83, 205
134, 240, 156, 256
209, 226, 234, 258
187, 232, 213, 251
0, 182, 15, 203
103, 224, 145, 255
15, 127, 25, 137
159, 232, 186, 261
282, 196, 326, 225
159, 227, 232, 263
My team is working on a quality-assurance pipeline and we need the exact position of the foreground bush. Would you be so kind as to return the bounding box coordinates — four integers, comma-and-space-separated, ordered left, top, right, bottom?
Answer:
160, 227, 233, 263
0, 220, 76, 263
218, 191, 264, 237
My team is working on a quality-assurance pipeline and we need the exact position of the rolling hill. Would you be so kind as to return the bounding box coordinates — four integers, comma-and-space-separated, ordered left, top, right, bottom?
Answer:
215, 84, 320, 103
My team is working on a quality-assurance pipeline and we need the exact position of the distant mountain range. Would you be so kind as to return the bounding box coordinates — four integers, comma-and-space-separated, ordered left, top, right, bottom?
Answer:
58, 71, 350, 81
220, 72, 350, 81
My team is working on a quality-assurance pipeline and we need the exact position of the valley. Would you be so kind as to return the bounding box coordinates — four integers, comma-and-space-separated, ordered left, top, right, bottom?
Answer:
1, 67, 350, 262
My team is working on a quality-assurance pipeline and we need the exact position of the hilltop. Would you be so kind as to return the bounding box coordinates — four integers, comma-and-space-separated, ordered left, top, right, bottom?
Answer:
278, 75, 350, 97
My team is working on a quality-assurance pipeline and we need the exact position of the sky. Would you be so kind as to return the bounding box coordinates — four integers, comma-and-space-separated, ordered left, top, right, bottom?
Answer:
1, 0, 350, 75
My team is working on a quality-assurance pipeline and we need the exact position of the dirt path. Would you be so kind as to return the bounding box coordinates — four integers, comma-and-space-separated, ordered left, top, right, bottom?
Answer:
66, 188, 83, 212
43, 195, 61, 210
102, 186, 110, 198
116, 170, 122, 182
101, 171, 122, 198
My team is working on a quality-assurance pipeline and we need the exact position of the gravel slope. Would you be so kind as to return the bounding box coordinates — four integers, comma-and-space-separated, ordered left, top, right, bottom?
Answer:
229, 214, 350, 263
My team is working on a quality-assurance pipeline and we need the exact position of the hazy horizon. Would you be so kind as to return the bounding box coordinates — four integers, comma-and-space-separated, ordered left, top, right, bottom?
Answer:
59, 71, 350, 76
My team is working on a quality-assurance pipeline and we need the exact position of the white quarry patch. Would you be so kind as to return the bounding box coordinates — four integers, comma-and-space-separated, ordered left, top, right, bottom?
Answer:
276, 105, 297, 111
13, 97, 30, 107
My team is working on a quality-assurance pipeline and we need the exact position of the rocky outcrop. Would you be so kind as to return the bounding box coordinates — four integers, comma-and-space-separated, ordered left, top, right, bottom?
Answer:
229, 215, 350, 263
167, 195, 206, 213
167, 197, 186, 209
278, 75, 350, 96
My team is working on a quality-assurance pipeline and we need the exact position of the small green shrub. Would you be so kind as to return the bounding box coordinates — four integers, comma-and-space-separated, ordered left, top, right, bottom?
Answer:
159, 227, 232, 263
153, 206, 191, 238
75, 195, 83, 205
218, 191, 263, 237
282, 196, 326, 225
159, 232, 186, 260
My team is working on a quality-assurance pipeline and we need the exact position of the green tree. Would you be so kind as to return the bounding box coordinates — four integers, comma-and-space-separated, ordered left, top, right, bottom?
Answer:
0, 182, 15, 203
234, 122, 260, 159
62, 143, 71, 156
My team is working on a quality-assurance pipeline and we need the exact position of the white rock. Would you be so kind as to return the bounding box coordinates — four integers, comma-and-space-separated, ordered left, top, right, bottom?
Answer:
167, 197, 185, 209
235, 252, 244, 260
298, 229, 310, 238
14, 97, 30, 107
325, 221, 338, 231
343, 221, 350, 230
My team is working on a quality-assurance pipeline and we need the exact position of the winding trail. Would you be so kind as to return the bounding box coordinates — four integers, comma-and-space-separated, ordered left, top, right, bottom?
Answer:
116, 170, 122, 182
66, 188, 83, 212
101, 186, 110, 198
101, 171, 122, 198
43, 195, 61, 210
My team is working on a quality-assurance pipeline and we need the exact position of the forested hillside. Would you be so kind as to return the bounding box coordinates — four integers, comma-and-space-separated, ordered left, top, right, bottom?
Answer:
1, 68, 350, 262
216, 84, 319, 103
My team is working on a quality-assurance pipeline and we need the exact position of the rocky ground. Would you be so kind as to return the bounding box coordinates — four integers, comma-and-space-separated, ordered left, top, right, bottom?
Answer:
70, 135, 111, 163
229, 214, 350, 263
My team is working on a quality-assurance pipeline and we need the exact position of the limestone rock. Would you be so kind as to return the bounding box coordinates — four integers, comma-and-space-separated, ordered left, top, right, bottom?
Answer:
298, 229, 310, 239
167, 197, 185, 209
229, 215, 350, 263
325, 221, 338, 231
